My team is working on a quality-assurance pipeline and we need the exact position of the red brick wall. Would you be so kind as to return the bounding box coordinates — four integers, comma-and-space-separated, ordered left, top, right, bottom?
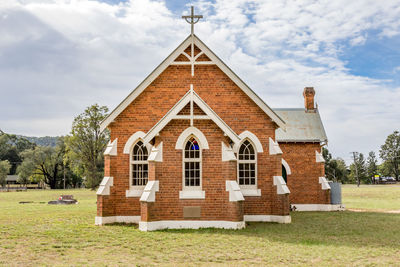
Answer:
280, 143, 330, 204
97, 64, 289, 219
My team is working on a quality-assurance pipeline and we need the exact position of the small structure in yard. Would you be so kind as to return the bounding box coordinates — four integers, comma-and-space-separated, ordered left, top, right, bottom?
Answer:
48, 195, 78, 205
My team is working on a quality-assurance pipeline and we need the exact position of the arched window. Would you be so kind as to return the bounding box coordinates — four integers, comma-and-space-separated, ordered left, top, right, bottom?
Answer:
238, 140, 256, 186
282, 165, 287, 183
183, 137, 201, 188
131, 141, 148, 186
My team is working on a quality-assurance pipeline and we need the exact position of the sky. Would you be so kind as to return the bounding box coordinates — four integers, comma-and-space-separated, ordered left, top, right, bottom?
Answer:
0, 0, 399, 162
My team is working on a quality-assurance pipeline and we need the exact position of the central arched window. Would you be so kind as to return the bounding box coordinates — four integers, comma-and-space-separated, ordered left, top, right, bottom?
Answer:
131, 141, 148, 186
238, 140, 256, 186
183, 137, 201, 188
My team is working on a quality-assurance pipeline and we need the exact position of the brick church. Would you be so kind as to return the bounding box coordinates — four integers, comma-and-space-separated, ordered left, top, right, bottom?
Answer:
96, 8, 338, 231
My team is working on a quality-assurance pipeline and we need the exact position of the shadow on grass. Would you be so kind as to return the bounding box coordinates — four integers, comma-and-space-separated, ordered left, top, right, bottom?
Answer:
140, 211, 400, 249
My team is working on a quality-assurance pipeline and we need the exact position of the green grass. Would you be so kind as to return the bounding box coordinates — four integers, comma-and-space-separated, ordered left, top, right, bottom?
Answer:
342, 184, 400, 211
0, 186, 400, 266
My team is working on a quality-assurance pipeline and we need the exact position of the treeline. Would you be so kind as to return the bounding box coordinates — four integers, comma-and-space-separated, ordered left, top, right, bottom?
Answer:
0, 104, 109, 189
324, 130, 400, 184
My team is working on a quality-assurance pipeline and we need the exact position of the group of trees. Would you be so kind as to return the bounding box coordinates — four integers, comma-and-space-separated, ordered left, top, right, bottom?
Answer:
0, 104, 109, 189
324, 130, 400, 185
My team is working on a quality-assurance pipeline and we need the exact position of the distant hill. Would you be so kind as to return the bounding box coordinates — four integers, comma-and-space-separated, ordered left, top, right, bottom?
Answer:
18, 135, 60, 147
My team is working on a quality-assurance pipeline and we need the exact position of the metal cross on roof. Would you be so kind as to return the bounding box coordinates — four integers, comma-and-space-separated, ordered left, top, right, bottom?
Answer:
182, 6, 203, 35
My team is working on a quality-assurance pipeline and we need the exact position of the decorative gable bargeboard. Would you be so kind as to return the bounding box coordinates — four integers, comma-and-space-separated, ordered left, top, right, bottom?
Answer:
96, 8, 338, 231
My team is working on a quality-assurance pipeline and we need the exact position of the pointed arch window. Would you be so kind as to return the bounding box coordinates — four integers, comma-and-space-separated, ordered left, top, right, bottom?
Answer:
238, 140, 256, 186
183, 137, 201, 188
131, 141, 148, 186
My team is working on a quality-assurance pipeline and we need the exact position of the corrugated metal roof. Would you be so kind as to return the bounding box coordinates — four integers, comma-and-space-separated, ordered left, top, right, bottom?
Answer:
273, 108, 328, 143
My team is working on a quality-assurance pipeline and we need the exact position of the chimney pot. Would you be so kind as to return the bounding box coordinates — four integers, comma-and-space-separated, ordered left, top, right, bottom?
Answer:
303, 87, 316, 112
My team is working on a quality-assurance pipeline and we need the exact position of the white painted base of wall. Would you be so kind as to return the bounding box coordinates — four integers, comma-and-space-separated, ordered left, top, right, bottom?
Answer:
95, 216, 141, 225
291, 204, 345, 211
244, 215, 291, 224
138, 220, 246, 231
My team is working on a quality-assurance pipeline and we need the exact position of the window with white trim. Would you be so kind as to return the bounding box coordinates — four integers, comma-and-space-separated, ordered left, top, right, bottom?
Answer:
183, 137, 201, 188
238, 140, 256, 186
131, 140, 148, 187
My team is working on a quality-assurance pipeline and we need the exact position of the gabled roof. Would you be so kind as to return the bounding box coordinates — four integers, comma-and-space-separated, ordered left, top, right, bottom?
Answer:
100, 34, 286, 132
142, 87, 241, 144
273, 108, 328, 143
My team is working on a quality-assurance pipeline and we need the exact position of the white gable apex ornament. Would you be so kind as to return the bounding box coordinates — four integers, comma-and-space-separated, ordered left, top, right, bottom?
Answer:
100, 34, 286, 132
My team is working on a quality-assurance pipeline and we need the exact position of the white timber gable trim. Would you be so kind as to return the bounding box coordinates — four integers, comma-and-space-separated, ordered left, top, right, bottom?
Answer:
233, 131, 263, 153
123, 131, 147, 154
104, 138, 118, 156
282, 158, 291, 175
226, 180, 244, 202
273, 176, 290, 195
148, 142, 163, 162
319, 177, 331, 190
143, 86, 240, 145
100, 34, 286, 132
97, 177, 113, 196
269, 137, 283, 155
316, 150, 325, 163
222, 142, 237, 161
175, 127, 209, 150
140, 181, 159, 202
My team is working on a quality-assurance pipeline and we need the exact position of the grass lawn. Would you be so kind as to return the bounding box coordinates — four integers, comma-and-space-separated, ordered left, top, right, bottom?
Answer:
342, 184, 400, 211
1, 186, 399, 266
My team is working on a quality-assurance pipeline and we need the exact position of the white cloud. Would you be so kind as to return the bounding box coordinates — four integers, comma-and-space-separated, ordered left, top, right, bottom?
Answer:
0, 0, 399, 161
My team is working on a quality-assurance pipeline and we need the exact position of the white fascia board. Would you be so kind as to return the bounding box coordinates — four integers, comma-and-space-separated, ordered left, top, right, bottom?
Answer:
104, 138, 117, 156
139, 220, 245, 231
193, 35, 286, 131
244, 215, 291, 224
99, 36, 192, 132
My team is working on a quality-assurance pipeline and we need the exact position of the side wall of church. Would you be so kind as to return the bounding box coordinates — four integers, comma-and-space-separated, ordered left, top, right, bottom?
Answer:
280, 143, 330, 204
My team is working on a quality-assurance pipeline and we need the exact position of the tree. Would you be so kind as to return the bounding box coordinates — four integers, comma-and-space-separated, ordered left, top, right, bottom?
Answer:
322, 148, 349, 183
0, 160, 11, 187
366, 151, 378, 182
0, 132, 35, 175
350, 152, 367, 186
379, 131, 400, 181
66, 104, 109, 189
17, 146, 63, 189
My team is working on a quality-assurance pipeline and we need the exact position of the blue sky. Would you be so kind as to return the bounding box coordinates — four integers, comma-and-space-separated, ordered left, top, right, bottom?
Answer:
0, 0, 399, 161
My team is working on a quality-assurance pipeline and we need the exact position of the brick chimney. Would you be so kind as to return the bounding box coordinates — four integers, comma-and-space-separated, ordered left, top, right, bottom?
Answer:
303, 87, 316, 112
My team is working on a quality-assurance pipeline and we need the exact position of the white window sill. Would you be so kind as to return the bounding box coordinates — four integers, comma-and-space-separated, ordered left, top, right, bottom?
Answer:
179, 190, 205, 199
240, 188, 261, 197
126, 188, 144, 198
